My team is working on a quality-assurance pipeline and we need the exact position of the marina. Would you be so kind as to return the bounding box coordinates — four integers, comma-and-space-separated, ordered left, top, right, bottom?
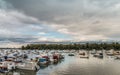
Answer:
0, 49, 119, 75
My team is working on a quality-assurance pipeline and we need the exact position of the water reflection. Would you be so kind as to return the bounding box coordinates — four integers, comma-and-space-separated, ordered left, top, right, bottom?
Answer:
6, 69, 36, 75
2, 52, 120, 75
37, 54, 120, 75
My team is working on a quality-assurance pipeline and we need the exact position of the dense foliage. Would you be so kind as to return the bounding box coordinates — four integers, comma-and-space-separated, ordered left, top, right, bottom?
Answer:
21, 42, 120, 50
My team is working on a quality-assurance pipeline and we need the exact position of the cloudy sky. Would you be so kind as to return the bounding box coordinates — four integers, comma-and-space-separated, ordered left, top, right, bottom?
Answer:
0, 0, 120, 47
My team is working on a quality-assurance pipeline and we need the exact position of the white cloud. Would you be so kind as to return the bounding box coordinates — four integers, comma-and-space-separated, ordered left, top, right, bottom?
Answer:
38, 32, 46, 35
1, 0, 120, 48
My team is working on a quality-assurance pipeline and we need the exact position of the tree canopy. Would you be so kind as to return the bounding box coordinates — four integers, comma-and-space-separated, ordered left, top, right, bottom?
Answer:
21, 42, 120, 50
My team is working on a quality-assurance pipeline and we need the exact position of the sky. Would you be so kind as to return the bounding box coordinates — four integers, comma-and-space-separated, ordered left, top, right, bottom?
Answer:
0, 0, 120, 48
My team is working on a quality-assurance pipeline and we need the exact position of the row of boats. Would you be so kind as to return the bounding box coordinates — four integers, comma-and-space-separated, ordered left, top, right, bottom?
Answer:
0, 49, 65, 73
0, 49, 120, 73
68, 49, 120, 59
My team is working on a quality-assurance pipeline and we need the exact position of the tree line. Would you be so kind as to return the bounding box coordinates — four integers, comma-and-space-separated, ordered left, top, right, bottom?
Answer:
21, 42, 120, 50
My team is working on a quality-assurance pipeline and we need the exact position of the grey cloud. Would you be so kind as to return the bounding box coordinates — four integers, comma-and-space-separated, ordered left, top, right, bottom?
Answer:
0, 0, 120, 47
5, 0, 120, 19
5, 0, 120, 32
0, 38, 35, 43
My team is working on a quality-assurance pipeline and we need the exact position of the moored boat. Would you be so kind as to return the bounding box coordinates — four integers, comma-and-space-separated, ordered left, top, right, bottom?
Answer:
93, 51, 103, 58
68, 53, 75, 56
114, 51, 120, 55
0, 61, 16, 73
106, 49, 114, 56
16, 61, 39, 71
79, 51, 89, 58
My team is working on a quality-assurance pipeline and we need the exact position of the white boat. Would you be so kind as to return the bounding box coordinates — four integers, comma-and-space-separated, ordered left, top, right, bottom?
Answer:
79, 51, 89, 58
106, 49, 114, 56
114, 51, 120, 55
0, 61, 16, 72
16, 61, 39, 71
91, 49, 96, 54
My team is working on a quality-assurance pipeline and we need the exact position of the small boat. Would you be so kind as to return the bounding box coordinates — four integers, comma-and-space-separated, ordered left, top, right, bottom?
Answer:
106, 49, 114, 56
38, 58, 48, 65
79, 51, 89, 58
16, 61, 39, 71
114, 51, 120, 55
49, 53, 64, 63
91, 49, 96, 54
49, 56, 54, 63
68, 53, 75, 56
14, 57, 23, 63
36, 52, 50, 65
53, 54, 59, 63
0, 61, 16, 73
93, 51, 103, 58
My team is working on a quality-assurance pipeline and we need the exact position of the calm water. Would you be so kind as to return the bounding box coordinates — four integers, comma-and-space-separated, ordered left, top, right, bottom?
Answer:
36, 53, 120, 75
5, 53, 120, 75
